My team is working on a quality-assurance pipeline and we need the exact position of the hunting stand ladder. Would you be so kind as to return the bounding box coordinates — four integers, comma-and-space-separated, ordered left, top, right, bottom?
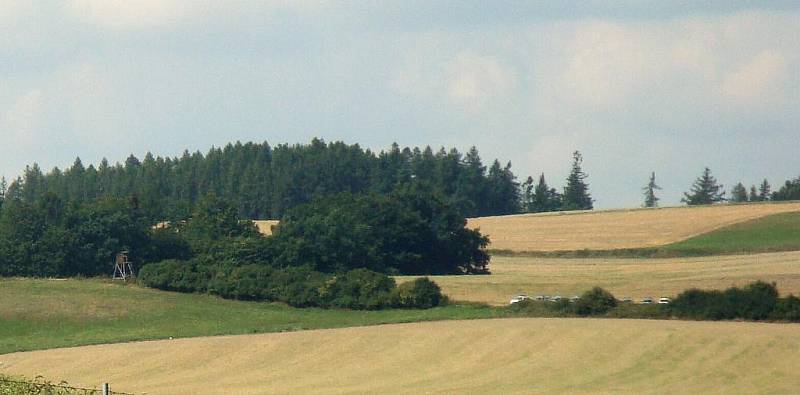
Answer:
113, 251, 135, 280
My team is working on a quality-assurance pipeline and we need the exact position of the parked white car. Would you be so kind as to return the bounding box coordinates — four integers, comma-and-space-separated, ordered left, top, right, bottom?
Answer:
550, 295, 562, 302
509, 294, 530, 304
658, 297, 671, 304
641, 297, 654, 304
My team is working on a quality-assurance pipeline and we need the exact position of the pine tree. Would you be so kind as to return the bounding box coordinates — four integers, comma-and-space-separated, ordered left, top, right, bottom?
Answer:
643, 172, 661, 208
682, 167, 725, 205
521, 176, 534, 212
529, 173, 561, 212
758, 179, 771, 202
730, 182, 748, 203
0, 176, 6, 212
562, 151, 593, 211
749, 185, 759, 202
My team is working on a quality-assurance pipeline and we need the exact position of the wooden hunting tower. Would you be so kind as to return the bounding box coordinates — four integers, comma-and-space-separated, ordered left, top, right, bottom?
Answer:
113, 251, 135, 280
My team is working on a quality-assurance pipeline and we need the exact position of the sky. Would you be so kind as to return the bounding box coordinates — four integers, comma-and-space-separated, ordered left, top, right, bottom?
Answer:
1, 1, 798, 208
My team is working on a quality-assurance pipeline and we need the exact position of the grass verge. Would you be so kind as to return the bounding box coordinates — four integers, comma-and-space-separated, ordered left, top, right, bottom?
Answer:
0, 278, 506, 355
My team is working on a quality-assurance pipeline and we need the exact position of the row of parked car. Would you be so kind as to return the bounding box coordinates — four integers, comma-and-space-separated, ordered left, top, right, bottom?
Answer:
509, 294, 671, 305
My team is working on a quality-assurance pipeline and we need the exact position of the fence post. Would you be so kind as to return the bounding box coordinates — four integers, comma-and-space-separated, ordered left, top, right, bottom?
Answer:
102, 383, 109, 395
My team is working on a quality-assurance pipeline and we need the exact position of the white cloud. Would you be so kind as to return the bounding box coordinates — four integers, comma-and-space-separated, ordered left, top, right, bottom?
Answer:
721, 50, 789, 105
3, 90, 43, 148
558, 21, 656, 108
445, 52, 516, 110
66, 0, 190, 30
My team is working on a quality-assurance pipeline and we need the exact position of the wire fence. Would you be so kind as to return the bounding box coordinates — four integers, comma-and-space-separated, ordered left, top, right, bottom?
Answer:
0, 377, 133, 395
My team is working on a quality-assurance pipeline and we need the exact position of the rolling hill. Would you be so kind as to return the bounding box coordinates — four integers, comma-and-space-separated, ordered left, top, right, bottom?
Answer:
3, 318, 799, 394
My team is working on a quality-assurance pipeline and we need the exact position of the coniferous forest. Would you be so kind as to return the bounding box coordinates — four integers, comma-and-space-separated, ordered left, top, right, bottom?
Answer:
1, 139, 526, 222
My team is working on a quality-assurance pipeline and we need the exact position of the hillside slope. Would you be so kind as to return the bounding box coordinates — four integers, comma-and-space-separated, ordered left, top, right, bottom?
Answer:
3, 318, 799, 394
466, 202, 800, 252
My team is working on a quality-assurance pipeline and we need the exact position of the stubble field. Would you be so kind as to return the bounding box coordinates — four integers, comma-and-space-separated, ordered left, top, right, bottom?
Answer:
466, 202, 800, 252
399, 251, 800, 305
3, 318, 799, 394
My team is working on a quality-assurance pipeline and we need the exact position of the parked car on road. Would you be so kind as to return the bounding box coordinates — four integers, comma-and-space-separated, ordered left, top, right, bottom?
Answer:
641, 297, 654, 304
658, 297, 671, 304
509, 294, 530, 304
622, 297, 633, 304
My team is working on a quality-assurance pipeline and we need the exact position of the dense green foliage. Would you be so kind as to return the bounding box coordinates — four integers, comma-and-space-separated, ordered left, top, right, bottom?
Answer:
671, 281, 799, 321
773, 176, 800, 201
521, 173, 562, 213
270, 185, 490, 275
573, 287, 618, 316
730, 182, 748, 202
0, 195, 182, 277
4, 140, 522, 220
561, 151, 593, 210
683, 167, 726, 205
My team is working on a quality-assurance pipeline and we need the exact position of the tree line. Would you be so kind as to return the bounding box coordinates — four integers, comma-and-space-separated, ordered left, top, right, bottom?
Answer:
651, 167, 799, 207
1, 139, 797, 223
0, 140, 597, 223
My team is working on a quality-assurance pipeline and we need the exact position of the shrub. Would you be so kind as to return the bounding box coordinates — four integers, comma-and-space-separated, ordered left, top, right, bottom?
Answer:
772, 295, 800, 321
392, 277, 445, 309
322, 269, 396, 309
671, 288, 730, 320
574, 287, 617, 316
672, 281, 780, 321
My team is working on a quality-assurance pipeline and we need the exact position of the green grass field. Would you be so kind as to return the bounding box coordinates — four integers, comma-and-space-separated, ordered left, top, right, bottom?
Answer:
0, 278, 504, 354
663, 212, 800, 254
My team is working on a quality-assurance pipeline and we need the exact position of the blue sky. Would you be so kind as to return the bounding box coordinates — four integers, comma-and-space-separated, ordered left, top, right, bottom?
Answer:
1, 1, 798, 208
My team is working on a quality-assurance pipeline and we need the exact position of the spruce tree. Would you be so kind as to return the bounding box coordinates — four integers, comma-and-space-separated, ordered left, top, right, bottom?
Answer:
643, 172, 661, 208
0, 176, 6, 212
682, 167, 725, 205
730, 182, 748, 203
562, 151, 593, 211
530, 173, 561, 212
521, 176, 534, 213
749, 185, 759, 202
758, 179, 771, 202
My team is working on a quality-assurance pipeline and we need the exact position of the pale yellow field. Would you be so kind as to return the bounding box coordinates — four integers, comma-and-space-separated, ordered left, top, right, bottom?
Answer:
399, 251, 800, 305
253, 220, 279, 235
3, 318, 799, 394
467, 202, 800, 252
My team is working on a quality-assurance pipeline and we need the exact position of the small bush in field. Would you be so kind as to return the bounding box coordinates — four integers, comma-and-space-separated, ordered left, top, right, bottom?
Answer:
574, 287, 617, 316
393, 277, 445, 309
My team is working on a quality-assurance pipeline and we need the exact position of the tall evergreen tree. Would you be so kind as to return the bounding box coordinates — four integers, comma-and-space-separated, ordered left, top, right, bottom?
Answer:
749, 185, 759, 202
521, 176, 534, 212
527, 173, 561, 212
562, 151, 592, 211
730, 182, 748, 203
0, 176, 6, 212
682, 167, 725, 205
758, 179, 771, 202
643, 172, 661, 208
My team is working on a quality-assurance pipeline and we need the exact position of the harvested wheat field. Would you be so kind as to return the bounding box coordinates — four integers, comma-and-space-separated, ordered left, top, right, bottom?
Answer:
2, 318, 799, 394
399, 251, 800, 305
466, 202, 800, 252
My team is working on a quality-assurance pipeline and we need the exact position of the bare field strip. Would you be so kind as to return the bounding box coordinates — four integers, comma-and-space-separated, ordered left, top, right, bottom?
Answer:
466, 202, 800, 252
253, 220, 279, 235
399, 251, 800, 305
3, 318, 799, 394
